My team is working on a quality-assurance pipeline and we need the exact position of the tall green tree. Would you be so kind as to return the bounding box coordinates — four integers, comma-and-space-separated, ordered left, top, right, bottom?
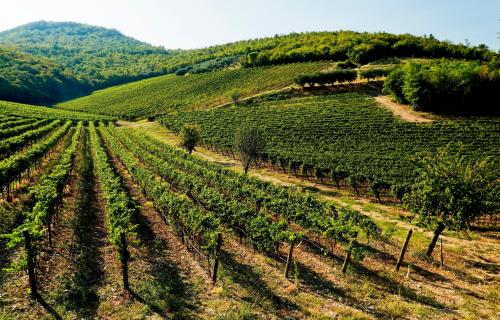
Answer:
180, 124, 201, 154
235, 126, 267, 174
403, 146, 499, 256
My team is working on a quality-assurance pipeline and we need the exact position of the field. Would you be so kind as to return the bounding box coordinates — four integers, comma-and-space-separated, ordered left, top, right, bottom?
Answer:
56, 62, 329, 118
158, 92, 500, 188
0, 107, 498, 319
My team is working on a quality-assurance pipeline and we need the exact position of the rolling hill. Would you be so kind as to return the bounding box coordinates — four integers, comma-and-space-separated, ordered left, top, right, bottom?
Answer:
0, 21, 173, 104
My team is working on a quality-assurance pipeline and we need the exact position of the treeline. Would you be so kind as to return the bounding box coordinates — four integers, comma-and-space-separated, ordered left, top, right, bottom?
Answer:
294, 67, 392, 86
295, 69, 357, 86
162, 31, 496, 73
383, 59, 500, 114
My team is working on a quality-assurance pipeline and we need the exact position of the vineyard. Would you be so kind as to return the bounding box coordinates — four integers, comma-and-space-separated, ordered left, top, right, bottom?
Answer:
0, 109, 498, 319
0, 12, 498, 319
0, 100, 116, 121
159, 92, 500, 195
56, 62, 329, 118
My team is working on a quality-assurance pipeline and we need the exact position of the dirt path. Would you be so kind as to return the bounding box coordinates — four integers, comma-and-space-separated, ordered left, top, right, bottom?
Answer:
375, 96, 434, 123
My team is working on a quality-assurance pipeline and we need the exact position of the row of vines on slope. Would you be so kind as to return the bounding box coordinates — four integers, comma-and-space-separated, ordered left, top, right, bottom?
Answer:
159, 93, 500, 200
2, 122, 82, 297
105, 124, 379, 269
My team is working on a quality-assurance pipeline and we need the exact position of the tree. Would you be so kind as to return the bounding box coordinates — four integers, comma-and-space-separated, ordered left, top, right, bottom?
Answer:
235, 126, 267, 174
227, 89, 243, 104
403, 146, 499, 256
180, 124, 201, 154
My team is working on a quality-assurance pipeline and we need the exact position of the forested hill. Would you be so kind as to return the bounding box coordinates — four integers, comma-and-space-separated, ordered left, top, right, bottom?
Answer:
0, 21, 173, 104
0, 21, 497, 106
162, 31, 497, 74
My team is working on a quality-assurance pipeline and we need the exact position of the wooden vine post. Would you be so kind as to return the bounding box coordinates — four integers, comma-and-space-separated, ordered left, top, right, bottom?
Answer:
120, 231, 130, 291
395, 228, 413, 271
284, 241, 295, 279
23, 230, 38, 298
342, 233, 358, 274
212, 233, 222, 284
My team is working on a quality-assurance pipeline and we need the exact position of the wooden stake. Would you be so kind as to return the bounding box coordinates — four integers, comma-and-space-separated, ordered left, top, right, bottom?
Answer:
120, 232, 130, 291
284, 242, 295, 279
395, 229, 413, 271
342, 233, 357, 274
212, 233, 222, 284
23, 230, 38, 298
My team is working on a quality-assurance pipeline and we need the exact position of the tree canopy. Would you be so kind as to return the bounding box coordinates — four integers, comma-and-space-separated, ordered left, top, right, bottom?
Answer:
403, 145, 499, 256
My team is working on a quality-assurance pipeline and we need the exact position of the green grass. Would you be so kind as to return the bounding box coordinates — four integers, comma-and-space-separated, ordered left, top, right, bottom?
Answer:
57, 62, 329, 118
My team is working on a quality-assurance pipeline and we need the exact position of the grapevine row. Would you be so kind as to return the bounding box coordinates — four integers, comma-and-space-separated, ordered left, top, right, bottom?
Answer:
0, 120, 72, 195
103, 124, 300, 254
3, 122, 82, 297
97, 123, 221, 254
0, 119, 61, 160
0, 119, 51, 140
58, 62, 329, 118
110, 124, 379, 260
88, 122, 136, 289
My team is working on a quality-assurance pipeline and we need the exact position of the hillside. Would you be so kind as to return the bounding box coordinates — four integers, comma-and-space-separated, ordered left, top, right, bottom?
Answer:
0, 46, 85, 104
1, 20, 499, 320
0, 21, 172, 104
160, 31, 497, 73
57, 62, 329, 118
158, 91, 500, 188
1, 22, 497, 106
0, 100, 114, 121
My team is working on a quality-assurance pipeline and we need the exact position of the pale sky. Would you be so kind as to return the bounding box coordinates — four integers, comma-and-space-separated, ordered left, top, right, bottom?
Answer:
0, 0, 498, 50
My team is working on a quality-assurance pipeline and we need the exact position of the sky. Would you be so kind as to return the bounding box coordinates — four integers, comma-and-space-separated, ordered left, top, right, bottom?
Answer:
0, 0, 498, 50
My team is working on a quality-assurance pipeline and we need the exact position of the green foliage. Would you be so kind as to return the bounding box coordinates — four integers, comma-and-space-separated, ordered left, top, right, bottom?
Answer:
235, 126, 267, 174
88, 122, 136, 261
0, 21, 172, 104
178, 31, 494, 69
382, 68, 406, 102
180, 123, 201, 154
159, 92, 500, 189
2, 122, 82, 272
227, 89, 243, 104
58, 62, 327, 118
0, 47, 85, 104
403, 145, 499, 231
383, 60, 500, 114
0, 100, 115, 121
359, 68, 392, 81
108, 127, 376, 256
295, 69, 357, 86
0, 120, 72, 192
0, 119, 60, 159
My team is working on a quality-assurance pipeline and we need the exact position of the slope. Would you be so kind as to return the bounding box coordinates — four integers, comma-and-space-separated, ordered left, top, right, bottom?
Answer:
0, 21, 172, 104
57, 62, 328, 118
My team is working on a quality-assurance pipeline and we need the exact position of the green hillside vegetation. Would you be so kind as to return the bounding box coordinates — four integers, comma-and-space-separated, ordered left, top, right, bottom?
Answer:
160, 31, 496, 72
383, 59, 500, 114
1, 22, 497, 106
0, 100, 114, 121
0, 21, 173, 104
159, 92, 500, 191
0, 46, 84, 104
57, 62, 328, 118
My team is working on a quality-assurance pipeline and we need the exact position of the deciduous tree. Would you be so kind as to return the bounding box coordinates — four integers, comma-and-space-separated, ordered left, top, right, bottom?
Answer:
403, 146, 499, 256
